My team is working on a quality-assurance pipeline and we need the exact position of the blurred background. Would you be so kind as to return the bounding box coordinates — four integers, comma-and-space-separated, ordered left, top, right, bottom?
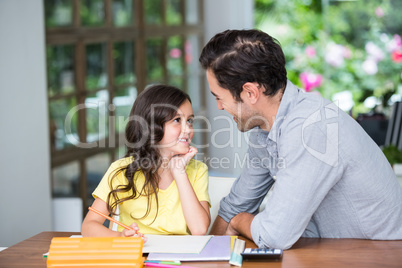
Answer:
0, 0, 401, 247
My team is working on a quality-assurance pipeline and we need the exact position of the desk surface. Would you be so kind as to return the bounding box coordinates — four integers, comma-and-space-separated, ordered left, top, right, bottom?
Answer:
0, 232, 401, 268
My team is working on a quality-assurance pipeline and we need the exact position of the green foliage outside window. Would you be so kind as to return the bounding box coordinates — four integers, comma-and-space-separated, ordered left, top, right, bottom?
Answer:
80, 0, 105, 26
382, 145, 402, 166
255, 0, 402, 117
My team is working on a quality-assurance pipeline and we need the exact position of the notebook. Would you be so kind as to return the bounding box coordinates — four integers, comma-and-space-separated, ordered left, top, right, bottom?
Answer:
147, 235, 231, 261
143, 235, 212, 253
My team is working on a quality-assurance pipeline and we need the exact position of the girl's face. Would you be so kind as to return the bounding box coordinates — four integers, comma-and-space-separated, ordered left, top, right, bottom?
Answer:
158, 100, 194, 158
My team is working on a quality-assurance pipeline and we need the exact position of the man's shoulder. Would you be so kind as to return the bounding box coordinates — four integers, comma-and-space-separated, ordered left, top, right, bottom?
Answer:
281, 91, 336, 127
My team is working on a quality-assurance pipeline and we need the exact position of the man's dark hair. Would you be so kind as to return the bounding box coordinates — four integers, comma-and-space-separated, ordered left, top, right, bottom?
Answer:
199, 29, 287, 101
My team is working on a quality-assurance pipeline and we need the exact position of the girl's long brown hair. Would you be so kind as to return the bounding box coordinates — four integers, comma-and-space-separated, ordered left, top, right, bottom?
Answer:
106, 84, 191, 222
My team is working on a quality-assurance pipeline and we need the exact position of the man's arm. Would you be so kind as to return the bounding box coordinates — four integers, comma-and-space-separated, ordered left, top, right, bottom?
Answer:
209, 215, 229, 235
225, 212, 255, 240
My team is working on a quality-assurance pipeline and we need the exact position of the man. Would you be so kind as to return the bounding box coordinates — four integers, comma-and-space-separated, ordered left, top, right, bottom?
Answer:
199, 29, 402, 249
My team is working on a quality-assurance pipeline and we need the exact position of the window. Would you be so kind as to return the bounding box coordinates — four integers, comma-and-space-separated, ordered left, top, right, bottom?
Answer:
45, 0, 205, 212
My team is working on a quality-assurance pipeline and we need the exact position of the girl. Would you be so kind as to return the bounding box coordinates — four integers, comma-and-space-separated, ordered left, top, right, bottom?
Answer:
81, 85, 211, 237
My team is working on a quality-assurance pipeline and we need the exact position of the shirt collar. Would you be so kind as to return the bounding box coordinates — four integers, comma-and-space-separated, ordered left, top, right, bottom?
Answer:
267, 80, 301, 143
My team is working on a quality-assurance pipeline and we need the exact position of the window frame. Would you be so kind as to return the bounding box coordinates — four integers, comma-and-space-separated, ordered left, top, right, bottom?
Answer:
45, 0, 206, 212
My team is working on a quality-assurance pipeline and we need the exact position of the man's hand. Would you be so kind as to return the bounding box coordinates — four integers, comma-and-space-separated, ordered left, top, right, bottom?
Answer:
209, 215, 229, 235
225, 220, 240, 236
225, 212, 255, 240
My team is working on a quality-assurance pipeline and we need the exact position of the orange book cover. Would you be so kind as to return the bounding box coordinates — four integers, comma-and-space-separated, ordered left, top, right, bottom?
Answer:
47, 237, 144, 267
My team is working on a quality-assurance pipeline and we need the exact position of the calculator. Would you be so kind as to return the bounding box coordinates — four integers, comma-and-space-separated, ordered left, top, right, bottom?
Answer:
241, 248, 283, 261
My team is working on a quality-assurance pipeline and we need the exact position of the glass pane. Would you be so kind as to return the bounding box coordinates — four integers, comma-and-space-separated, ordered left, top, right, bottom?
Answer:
146, 38, 164, 83
185, 35, 201, 111
114, 41, 135, 86
145, 0, 162, 25
185, 0, 198, 24
166, 0, 182, 25
113, 87, 137, 134
191, 117, 204, 149
113, 0, 134, 26
167, 36, 184, 88
116, 146, 127, 159
52, 161, 80, 197
45, 0, 73, 27
86, 90, 109, 144
49, 97, 78, 150
47, 45, 75, 97
86, 153, 110, 205
80, 0, 105, 27
86, 43, 108, 90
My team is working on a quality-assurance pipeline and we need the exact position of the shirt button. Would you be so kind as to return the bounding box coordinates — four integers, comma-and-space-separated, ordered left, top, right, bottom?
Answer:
273, 176, 277, 180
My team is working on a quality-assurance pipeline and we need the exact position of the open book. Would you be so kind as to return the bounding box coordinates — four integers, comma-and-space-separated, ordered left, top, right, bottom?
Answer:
143, 234, 212, 253
147, 236, 232, 261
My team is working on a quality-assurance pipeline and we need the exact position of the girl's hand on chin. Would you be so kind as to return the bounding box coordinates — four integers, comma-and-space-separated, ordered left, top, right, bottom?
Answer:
169, 146, 198, 175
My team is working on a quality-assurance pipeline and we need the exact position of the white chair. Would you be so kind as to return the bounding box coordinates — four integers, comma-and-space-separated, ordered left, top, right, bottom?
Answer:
110, 206, 120, 231
207, 176, 236, 233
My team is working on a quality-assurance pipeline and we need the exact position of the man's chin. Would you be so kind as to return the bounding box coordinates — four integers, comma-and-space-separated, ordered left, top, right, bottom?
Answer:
236, 124, 249, 132
236, 122, 256, 132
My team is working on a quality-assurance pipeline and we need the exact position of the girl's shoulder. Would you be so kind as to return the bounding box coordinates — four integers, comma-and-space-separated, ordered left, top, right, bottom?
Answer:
187, 158, 207, 168
109, 156, 134, 169
186, 159, 208, 175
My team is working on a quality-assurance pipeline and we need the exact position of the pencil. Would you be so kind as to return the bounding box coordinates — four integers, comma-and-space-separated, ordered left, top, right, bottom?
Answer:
88, 206, 135, 231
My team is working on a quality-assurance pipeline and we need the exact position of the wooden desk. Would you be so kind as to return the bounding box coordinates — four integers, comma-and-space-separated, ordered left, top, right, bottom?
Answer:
0, 232, 401, 268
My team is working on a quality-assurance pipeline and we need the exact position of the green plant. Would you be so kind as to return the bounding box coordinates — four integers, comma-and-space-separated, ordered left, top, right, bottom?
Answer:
382, 145, 402, 165
255, 0, 402, 117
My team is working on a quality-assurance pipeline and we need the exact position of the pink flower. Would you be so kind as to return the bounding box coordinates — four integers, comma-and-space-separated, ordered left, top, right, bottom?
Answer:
375, 7, 384, 18
325, 43, 346, 67
343, 47, 352, 59
305, 46, 316, 58
299, 72, 323, 92
185, 41, 193, 64
365, 42, 385, 62
394, 35, 402, 47
169, 48, 182, 58
387, 35, 402, 52
392, 50, 402, 63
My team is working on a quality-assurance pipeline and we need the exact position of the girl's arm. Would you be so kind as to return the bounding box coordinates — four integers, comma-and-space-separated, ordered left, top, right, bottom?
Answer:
170, 147, 211, 235
81, 198, 139, 237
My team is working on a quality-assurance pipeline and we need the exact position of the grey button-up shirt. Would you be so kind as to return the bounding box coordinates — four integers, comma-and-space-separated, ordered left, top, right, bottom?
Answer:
218, 80, 402, 249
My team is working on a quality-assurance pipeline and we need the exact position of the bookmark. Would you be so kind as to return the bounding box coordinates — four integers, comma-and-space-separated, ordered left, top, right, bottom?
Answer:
229, 238, 246, 266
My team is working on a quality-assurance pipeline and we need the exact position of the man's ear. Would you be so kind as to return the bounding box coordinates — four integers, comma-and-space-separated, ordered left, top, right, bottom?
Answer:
241, 82, 261, 104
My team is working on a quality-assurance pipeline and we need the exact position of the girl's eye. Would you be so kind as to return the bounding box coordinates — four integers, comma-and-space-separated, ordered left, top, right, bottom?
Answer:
173, 117, 181, 123
187, 118, 194, 124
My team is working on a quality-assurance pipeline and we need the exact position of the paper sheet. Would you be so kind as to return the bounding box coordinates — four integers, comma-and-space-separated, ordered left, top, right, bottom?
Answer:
64, 234, 211, 254
147, 235, 232, 261
143, 235, 212, 253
